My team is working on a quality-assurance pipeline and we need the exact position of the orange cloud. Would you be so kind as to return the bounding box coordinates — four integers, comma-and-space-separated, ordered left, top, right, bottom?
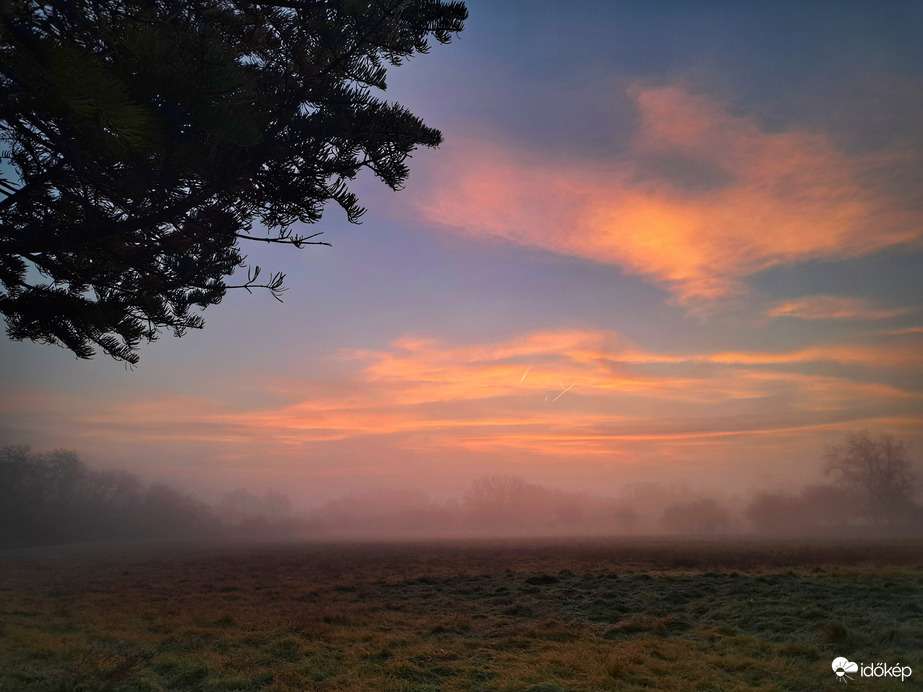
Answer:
767, 295, 912, 321
416, 83, 922, 304
455, 414, 923, 460
11, 329, 920, 465
197, 329, 923, 458
703, 342, 923, 369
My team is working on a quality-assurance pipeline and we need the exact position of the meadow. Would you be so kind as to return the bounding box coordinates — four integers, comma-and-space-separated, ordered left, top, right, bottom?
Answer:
1, 538, 921, 691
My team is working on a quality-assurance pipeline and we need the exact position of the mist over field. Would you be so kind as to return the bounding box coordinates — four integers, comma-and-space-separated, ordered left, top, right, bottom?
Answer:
3, 442, 921, 548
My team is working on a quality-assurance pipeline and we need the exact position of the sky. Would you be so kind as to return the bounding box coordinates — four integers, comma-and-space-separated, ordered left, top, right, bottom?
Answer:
2, 0, 923, 508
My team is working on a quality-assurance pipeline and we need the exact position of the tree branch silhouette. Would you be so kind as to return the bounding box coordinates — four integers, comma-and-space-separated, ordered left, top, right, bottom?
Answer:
0, 0, 467, 363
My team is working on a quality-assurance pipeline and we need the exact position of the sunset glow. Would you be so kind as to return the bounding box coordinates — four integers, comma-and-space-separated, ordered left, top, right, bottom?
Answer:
3, 1, 922, 507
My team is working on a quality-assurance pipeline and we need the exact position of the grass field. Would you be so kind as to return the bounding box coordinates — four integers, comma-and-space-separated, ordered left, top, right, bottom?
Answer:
1, 538, 921, 691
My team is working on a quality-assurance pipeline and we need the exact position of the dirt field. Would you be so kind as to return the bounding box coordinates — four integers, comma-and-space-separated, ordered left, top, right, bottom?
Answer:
1, 538, 921, 691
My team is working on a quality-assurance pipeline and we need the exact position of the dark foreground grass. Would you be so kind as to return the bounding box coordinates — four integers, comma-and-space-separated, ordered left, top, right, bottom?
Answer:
0, 538, 921, 691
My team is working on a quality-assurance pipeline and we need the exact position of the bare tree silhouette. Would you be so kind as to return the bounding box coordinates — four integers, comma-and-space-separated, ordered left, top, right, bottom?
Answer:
825, 431, 917, 524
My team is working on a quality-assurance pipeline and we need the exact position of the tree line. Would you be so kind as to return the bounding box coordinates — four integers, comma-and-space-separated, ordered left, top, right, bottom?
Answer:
313, 431, 920, 537
1, 431, 919, 546
0, 445, 304, 547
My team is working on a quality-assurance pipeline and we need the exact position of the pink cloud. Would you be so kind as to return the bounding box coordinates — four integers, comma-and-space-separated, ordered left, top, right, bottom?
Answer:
416, 83, 922, 304
767, 295, 912, 321
884, 327, 923, 336
8, 330, 921, 474
87, 330, 923, 454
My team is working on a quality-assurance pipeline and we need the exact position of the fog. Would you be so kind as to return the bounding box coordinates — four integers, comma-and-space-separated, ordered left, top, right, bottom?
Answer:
3, 444, 921, 550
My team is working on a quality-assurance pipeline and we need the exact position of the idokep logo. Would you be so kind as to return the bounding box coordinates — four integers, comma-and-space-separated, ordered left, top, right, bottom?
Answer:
832, 658, 858, 682
832, 657, 913, 683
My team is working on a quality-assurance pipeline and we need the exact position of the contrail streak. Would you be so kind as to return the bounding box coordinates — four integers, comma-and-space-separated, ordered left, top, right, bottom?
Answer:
552, 383, 575, 402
